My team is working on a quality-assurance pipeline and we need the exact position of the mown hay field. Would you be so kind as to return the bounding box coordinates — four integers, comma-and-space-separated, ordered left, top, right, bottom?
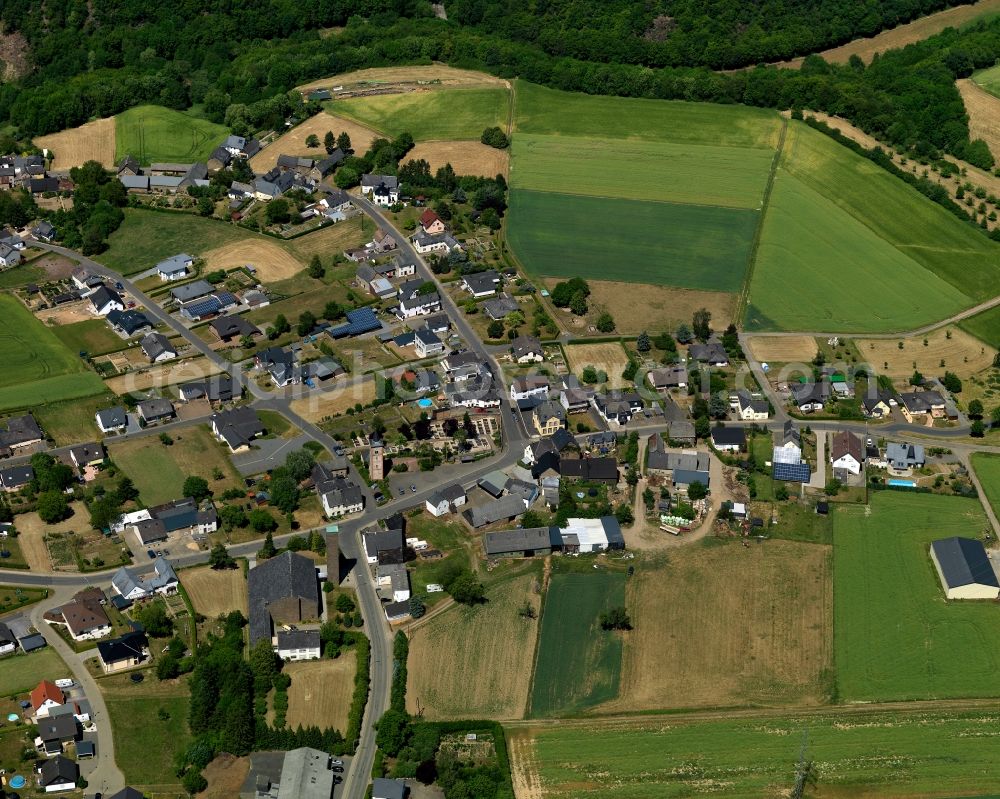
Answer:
407, 567, 541, 720
296, 64, 508, 94
512, 707, 1000, 799
405, 140, 509, 177
331, 87, 511, 140
834, 492, 1000, 702
603, 541, 832, 713
35, 117, 116, 170
563, 342, 631, 389
115, 105, 227, 165
582, 281, 736, 334
181, 565, 248, 617
508, 189, 755, 291
511, 133, 772, 209
249, 111, 380, 173
289, 377, 377, 422
530, 571, 625, 717
202, 240, 304, 283
855, 327, 995, 379
513, 80, 782, 148
284, 655, 356, 734
744, 335, 818, 363
0, 295, 105, 410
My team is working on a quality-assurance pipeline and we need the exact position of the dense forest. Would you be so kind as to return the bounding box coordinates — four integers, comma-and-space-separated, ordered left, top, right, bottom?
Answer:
1, 0, 1000, 169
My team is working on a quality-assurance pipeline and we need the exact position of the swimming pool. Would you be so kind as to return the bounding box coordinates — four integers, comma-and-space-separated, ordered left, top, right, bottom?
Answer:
888, 479, 916, 488
416, 398, 433, 408
9, 775, 25, 789
6, 713, 17, 721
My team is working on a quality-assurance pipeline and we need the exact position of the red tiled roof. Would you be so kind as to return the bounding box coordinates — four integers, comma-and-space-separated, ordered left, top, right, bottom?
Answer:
31, 680, 64, 711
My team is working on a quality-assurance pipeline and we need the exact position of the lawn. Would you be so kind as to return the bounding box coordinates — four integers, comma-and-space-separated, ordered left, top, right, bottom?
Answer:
834, 492, 1000, 702
115, 104, 228, 165
50, 318, 129, 356
98, 208, 289, 276
180, 564, 248, 617
102, 675, 192, 792
0, 294, 105, 410
513, 80, 783, 148
109, 424, 243, 505
517, 708, 1000, 798
973, 62, 1000, 97
529, 570, 625, 717
0, 586, 47, 615
408, 563, 541, 720
0, 648, 69, 694
507, 189, 756, 291
511, 133, 773, 209
747, 172, 972, 332
331, 87, 510, 140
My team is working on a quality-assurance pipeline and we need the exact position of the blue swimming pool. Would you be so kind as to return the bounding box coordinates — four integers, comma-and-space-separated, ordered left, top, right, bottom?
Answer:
417, 398, 433, 408
9, 775, 25, 789
888, 479, 916, 488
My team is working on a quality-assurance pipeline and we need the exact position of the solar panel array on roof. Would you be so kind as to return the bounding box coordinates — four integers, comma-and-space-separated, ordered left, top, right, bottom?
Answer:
182, 296, 222, 318
327, 307, 381, 338
773, 460, 811, 483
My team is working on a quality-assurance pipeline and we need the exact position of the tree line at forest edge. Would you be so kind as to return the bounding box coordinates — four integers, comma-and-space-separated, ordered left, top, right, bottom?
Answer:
3, 0, 1000, 179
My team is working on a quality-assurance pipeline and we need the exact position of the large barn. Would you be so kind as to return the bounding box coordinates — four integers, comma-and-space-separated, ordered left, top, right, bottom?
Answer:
930, 537, 1000, 600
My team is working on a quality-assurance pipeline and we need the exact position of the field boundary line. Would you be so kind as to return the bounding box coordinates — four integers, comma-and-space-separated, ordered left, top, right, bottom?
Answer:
523, 557, 552, 719
510, 184, 760, 212
736, 117, 787, 326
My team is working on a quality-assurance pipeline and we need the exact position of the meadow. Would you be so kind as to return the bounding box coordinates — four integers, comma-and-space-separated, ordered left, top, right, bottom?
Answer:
971, 453, 1000, 522
407, 564, 541, 720
529, 570, 625, 717
603, 540, 832, 713
0, 648, 68, 694
834, 492, 1000, 702
109, 425, 243, 505
331, 87, 510, 140
180, 564, 248, 617
284, 655, 356, 734
98, 208, 299, 275
511, 133, 772, 209
515, 708, 1000, 798
115, 105, 228, 165
50, 318, 130, 356
0, 295, 105, 410
513, 80, 783, 148
973, 62, 1000, 97
961, 303, 1000, 346
508, 190, 756, 291
747, 172, 972, 332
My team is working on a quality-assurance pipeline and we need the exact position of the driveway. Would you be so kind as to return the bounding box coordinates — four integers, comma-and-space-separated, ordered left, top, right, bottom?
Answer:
231, 433, 315, 475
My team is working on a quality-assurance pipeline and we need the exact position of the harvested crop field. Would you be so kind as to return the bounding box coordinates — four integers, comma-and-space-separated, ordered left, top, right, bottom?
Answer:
180, 565, 248, 617
960, 78, 1000, 161
745, 335, 818, 363
286, 214, 372, 261
284, 654, 356, 734
602, 541, 832, 713
855, 327, 995, 379
250, 112, 379, 172
202, 240, 303, 283
407, 568, 541, 720
580, 281, 735, 335
296, 64, 507, 94
290, 377, 376, 421
105, 356, 223, 394
563, 342, 630, 388
36, 117, 116, 171
406, 140, 509, 177
202, 754, 250, 799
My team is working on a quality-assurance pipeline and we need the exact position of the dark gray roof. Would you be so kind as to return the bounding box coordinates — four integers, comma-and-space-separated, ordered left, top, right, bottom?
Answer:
170, 279, 214, 303
932, 537, 1000, 590
39, 754, 77, 786
211, 407, 264, 449
107, 787, 146, 799
90, 285, 123, 311
373, 777, 406, 799
673, 469, 709, 486
248, 552, 320, 645
484, 527, 559, 556
96, 406, 128, 429
276, 629, 321, 650
711, 426, 746, 446
0, 464, 33, 489
464, 494, 526, 528
38, 714, 77, 742
140, 332, 175, 360
137, 397, 174, 420
97, 631, 148, 665
362, 528, 405, 559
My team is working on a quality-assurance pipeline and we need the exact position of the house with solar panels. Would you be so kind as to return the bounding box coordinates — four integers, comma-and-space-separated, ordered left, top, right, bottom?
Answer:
772, 420, 810, 482
326, 307, 382, 339
178, 291, 238, 321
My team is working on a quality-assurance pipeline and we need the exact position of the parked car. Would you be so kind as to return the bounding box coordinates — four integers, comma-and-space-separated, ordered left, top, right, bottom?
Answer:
332, 766, 344, 773
410, 484, 417, 492
146, 549, 156, 559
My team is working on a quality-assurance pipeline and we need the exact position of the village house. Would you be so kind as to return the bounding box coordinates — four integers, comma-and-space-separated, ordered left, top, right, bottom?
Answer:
791, 381, 830, 413
484, 293, 520, 321
648, 366, 687, 391
209, 314, 261, 343
688, 339, 730, 367
248, 551, 321, 648
30, 680, 65, 720
398, 291, 442, 320
95, 406, 128, 434
68, 442, 105, 469
0, 242, 23, 268
210, 407, 265, 452
511, 335, 544, 364
419, 208, 446, 234
462, 270, 501, 298
136, 397, 175, 425
45, 588, 111, 642
735, 389, 769, 421
830, 430, 864, 476
593, 392, 643, 425
156, 253, 193, 281
111, 557, 179, 602
140, 332, 178, 363
37, 754, 78, 792
532, 401, 566, 436
898, 390, 947, 421
360, 174, 399, 205
425, 484, 467, 516
711, 425, 746, 452
107, 309, 153, 338
0, 464, 34, 491
414, 327, 445, 358
886, 441, 925, 473
510, 374, 550, 401
411, 231, 461, 254
97, 631, 150, 673
89, 286, 125, 316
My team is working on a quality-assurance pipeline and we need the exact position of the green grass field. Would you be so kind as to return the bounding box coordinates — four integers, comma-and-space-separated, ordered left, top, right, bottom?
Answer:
0, 295, 105, 410
526, 709, 1000, 798
834, 492, 1000, 702
115, 105, 228, 165
960, 304, 1000, 346
973, 63, 1000, 97
0, 648, 68, 694
50, 318, 130, 356
747, 173, 972, 332
530, 571, 625, 717
331, 87, 510, 140
514, 80, 783, 148
98, 208, 291, 275
971, 453, 1000, 521
511, 133, 772, 209
32, 393, 117, 446
508, 190, 756, 291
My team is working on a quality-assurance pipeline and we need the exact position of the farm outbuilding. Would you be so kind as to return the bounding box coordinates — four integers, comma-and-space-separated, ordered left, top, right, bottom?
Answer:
930, 537, 1000, 600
